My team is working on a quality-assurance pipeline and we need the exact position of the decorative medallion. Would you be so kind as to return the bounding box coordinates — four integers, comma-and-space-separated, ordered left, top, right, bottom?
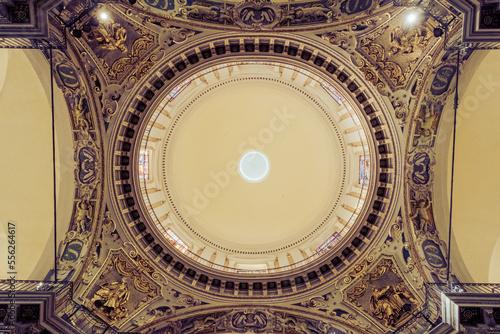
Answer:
225, 1, 285, 30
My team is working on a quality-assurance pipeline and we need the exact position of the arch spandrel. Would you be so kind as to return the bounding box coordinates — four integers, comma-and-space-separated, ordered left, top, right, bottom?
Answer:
46, 43, 106, 288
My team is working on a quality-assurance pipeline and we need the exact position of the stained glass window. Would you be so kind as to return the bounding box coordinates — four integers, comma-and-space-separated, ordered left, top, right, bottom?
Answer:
165, 228, 188, 253
317, 232, 342, 253
168, 78, 190, 100
360, 154, 370, 186
139, 150, 149, 179
321, 81, 345, 104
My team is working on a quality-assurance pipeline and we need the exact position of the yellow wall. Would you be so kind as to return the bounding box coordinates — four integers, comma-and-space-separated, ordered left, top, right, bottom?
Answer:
435, 50, 500, 283
0, 49, 74, 280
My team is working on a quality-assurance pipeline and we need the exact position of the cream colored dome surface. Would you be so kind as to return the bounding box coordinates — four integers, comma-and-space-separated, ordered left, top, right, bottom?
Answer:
166, 77, 343, 250
139, 62, 371, 272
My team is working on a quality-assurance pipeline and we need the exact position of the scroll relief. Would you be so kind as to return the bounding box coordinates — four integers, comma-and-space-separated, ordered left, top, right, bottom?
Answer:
52, 55, 102, 282
71, 6, 196, 122
153, 308, 350, 334
159, 0, 385, 28
406, 55, 460, 281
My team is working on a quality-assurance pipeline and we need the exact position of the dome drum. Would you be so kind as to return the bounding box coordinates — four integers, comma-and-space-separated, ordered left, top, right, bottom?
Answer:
108, 34, 401, 299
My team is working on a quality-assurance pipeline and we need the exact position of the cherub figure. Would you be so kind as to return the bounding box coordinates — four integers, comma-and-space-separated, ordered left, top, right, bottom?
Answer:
91, 278, 130, 321
74, 197, 92, 234
410, 198, 433, 232
370, 285, 416, 327
89, 21, 128, 53
72, 92, 90, 140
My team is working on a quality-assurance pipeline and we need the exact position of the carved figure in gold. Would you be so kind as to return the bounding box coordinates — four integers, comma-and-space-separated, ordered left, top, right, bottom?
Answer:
291, 6, 331, 23
410, 198, 433, 232
418, 107, 437, 136
369, 284, 417, 327
185, 4, 219, 19
74, 197, 92, 234
282, 316, 318, 334
394, 283, 417, 304
91, 278, 130, 321
389, 26, 430, 56
89, 21, 127, 53
71, 92, 90, 139
278, 7, 296, 24
414, 103, 440, 146
219, 7, 234, 21
181, 316, 218, 334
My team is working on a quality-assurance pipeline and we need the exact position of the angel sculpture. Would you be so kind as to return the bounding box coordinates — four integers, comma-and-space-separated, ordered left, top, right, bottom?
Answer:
91, 279, 130, 321
74, 197, 92, 234
410, 198, 434, 232
89, 21, 128, 53
370, 284, 416, 327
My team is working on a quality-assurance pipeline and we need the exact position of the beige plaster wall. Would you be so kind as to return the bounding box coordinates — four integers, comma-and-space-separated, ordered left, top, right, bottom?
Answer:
434, 50, 500, 283
0, 49, 74, 280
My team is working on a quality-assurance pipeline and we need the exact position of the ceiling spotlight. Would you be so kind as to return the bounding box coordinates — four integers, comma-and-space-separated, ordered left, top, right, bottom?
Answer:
406, 11, 418, 24
71, 29, 82, 38
98, 10, 110, 22
405, 8, 421, 25
129, 0, 137, 4
434, 27, 444, 37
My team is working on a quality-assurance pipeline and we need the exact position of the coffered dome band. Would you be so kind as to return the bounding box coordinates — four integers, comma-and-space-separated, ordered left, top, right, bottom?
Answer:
107, 33, 402, 299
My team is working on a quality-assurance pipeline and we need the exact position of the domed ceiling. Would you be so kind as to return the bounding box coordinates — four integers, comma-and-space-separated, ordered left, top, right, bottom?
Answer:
139, 61, 372, 273
100, 28, 404, 305
12, 0, 475, 332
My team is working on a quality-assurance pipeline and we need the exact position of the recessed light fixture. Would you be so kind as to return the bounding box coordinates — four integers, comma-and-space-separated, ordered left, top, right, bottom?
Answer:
405, 11, 419, 25
238, 151, 270, 183
98, 10, 110, 22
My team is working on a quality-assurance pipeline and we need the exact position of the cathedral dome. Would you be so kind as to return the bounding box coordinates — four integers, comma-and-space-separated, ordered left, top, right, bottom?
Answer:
107, 35, 401, 299
139, 61, 370, 272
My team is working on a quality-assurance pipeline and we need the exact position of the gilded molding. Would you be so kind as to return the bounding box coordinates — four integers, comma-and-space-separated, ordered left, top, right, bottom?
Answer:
81, 250, 163, 328
344, 258, 422, 330
49, 47, 104, 286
